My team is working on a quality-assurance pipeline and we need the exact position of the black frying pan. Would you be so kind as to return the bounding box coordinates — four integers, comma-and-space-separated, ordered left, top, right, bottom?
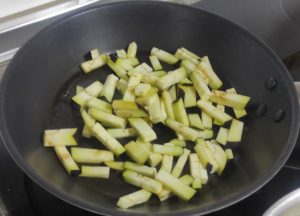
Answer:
0, 1, 299, 215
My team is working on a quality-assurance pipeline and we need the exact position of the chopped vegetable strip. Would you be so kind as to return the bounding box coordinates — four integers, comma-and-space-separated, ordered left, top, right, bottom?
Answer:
156, 67, 186, 90
125, 141, 149, 165
227, 119, 244, 142
54, 146, 80, 176
124, 161, 157, 177
80, 166, 110, 178
151, 47, 179, 64
123, 170, 163, 194
117, 189, 151, 209
158, 174, 194, 201
92, 123, 126, 156
128, 118, 157, 142
71, 147, 114, 163
197, 100, 232, 125
44, 128, 77, 147
156, 170, 196, 201
172, 148, 191, 178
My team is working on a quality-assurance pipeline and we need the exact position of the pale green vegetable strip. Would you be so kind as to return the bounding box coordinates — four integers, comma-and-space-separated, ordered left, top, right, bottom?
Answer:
153, 144, 183, 156
44, 128, 77, 147
123, 170, 163, 194
169, 139, 186, 147
117, 189, 152, 209
194, 139, 216, 170
124, 161, 157, 177
213, 104, 225, 126
134, 83, 151, 96
216, 127, 229, 145
80, 166, 110, 178
71, 147, 114, 163
160, 155, 173, 173
225, 149, 234, 160
76, 85, 84, 94
188, 114, 204, 130
54, 146, 80, 176
72, 90, 92, 106
161, 91, 175, 120
107, 56, 129, 81
155, 170, 196, 201
180, 59, 196, 74
116, 58, 139, 67
115, 109, 148, 118
227, 119, 244, 142
89, 108, 126, 128
197, 100, 232, 125
179, 77, 192, 85
152, 70, 167, 77
127, 41, 137, 58
86, 97, 112, 114
151, 47, 179, 64
92, 122, 126, 156
129, 70, 158, 86
104, 161, 124, 170
128, 118, 157, 142
107, 128, 137, 139
172, 148, 191, 178
148, 153, 163, 167
169, 85, 177, 102
90, 48, 100, 59
179, 86, 197, 108
85, 81, 103, 97
158, 174, 194, 201
148, 94, 164, 123
135, 87, 158, 106
189, 71, 211, 100
200, 169, 208, 184
156, 67, 186, 90
116, 79, 128, 95
210, 142, 227, 175
173, 98, 189, 126
112, 100, 139, 110
123, 73, 142, 101
160, 99, 168, 122
81, 54, 106, 73
175, 48, 199, 65
209, 90, 250, 109
125, 141, 149, 165
181, 47, 201, 60
189, 153, 203, 189
197, 129, 214, 139
115, 58, 139, 71
116, 58, 134, 71
165, 118, 200, 141
226, 88, 247, 118
100, 74, 119, 102
117, 49, 127, 58
82, 124, 92, 138
81, 109, 95, 128
202, 141, 221, 174
201, 111, 212, 129
196, 56, 223, 89
149, 55, 163, 70
136, 137, 152, 151
141, 63, 153, 72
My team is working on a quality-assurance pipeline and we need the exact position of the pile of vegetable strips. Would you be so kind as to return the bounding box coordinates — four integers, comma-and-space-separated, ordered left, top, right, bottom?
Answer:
43, 42, 250, 209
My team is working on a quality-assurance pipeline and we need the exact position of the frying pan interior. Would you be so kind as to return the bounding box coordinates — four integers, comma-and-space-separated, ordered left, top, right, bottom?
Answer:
0, 2, 299, 215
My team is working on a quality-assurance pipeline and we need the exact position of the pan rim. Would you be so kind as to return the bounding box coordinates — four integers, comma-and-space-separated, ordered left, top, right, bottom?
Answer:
0, 1, 299, 215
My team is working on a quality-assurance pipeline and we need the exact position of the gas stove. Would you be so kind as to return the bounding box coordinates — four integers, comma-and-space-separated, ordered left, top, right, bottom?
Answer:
1, 0, 300, 215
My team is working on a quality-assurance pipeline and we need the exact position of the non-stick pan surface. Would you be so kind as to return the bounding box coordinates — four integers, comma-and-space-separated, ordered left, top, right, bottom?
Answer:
0, 1, 299, 215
